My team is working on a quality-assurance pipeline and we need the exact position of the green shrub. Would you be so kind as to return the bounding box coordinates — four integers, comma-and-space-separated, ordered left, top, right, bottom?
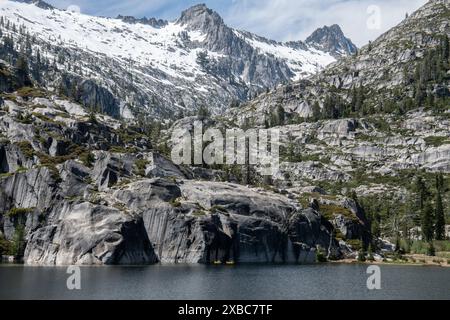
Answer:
0, 235, 11, 256
16, 112, 33, 124
9, 225, 25, 257
169, 199, 182, 208
192, 210, 206, 217
109, 146, 138, 154
79, 151, 95, 168
17, 141, 35, 158
31, 112, 52, 122
134, 159, 149, 176
409, 240, 450, 255
357, 249, 366, 262
211, 205, 227, 213
16, 87, 46, 99
316, 246, 328, 263
434, 240, 450, 252
424, 136, 449, 147
6, 207, 33, 217
347, 239, 363, 251
427, 242, 436, 257
410, 241, 428, 254
113, 203, 127, 211
319, 204, 357, 222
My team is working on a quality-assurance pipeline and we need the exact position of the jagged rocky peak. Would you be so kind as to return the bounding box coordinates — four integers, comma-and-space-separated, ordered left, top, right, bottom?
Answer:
13, 0, 53, 9
116, 15, 168, 28
284, 40, 309, 51
306, 24, 357, 57
177, 3, 225, 31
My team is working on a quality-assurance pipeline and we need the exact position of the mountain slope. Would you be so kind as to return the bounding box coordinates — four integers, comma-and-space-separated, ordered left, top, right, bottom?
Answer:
230, 0, 450, 123
221, 0, 450, 192
0, 59, 360, 265
0, 1, 355, 119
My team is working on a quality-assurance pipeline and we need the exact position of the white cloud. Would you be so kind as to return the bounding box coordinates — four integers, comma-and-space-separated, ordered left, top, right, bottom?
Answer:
223, 0, 428, 47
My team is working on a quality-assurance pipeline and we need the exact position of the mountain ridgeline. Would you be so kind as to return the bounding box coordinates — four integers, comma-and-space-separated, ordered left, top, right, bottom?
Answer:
0, 1, 355, 120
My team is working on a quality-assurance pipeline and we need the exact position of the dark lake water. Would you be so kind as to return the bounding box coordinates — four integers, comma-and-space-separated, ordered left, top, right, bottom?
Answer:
0, 264, 449, 300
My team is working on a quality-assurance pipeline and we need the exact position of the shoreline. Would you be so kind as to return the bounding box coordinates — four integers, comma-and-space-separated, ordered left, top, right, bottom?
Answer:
1, 258, 449, 268
330, 256, 450, 268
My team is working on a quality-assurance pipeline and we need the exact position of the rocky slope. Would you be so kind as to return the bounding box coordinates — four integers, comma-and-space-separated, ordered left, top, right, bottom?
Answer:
223, 0, 450, 194
231, 0, 450, 121
0, 1, 355, 119
0, 78, 369, 265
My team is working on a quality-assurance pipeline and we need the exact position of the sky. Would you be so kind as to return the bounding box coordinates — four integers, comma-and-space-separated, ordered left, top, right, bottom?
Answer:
44, 0, 428, 47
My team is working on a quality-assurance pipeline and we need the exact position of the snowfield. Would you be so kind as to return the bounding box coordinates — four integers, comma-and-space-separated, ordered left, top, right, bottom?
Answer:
0, 1, 335, 83
0, 1, 347, 118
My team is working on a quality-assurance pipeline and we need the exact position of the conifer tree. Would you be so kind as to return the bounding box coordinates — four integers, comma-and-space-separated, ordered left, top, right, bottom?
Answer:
311, 101, 321, 121
435, 191, 445, 240
414, 176, 428, 212
15, 55, 32, 87
434, 173, 446, 240
421, 201, 434, 242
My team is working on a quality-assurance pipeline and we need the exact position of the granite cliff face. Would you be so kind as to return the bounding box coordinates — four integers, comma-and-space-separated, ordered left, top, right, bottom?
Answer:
0, 87, 363, 265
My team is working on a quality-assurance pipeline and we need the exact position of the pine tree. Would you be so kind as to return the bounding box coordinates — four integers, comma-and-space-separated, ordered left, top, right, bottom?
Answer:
371, 216, 380, 239
436, 172, 445, 192
435, 191, 445, 240
427, 241, 435, 257
323, 95, 334, 119
15, 55, 32, 88
285, 133, 296, 162
2, 36, 14, 53
367, 244, 375, 261
442, 35, 449, 61
421, 201, 434, 242
311, 101, 321, 121
395, 233, 401, 253
276, 105, 285, 126
355, 85, 365, 114
350, 86, 357, 112
414, 176, 428, 212
196, 50, 209, 69
197, 105, 211, 121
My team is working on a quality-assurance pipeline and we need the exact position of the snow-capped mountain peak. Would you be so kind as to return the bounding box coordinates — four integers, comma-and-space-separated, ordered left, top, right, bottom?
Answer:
0, 0, 356, 119
177, 3, 224, 31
